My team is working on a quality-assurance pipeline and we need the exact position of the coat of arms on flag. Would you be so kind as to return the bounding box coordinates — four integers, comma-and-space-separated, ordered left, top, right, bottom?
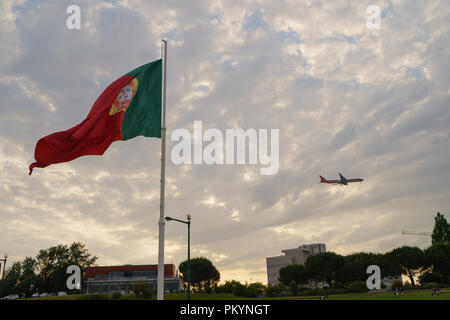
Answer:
109, 78, 139, 116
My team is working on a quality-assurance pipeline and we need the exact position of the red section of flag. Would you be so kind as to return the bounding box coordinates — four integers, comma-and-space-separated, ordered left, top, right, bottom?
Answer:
29, 75, 134, 175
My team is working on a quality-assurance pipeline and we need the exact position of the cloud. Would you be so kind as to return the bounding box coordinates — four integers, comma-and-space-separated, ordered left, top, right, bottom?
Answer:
1, 0, 449, 284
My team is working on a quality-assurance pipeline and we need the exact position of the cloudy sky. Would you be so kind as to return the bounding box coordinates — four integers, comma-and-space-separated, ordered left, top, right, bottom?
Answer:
1, 0, 449, 284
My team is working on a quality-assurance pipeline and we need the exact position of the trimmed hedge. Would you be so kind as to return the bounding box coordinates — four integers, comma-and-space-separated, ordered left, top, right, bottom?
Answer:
78, 293, 110, 300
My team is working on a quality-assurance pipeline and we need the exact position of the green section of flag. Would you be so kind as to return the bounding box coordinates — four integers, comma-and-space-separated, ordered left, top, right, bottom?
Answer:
122, 59, 162, 140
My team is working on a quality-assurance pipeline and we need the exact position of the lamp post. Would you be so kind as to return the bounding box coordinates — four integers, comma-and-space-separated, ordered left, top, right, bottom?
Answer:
0, 254, 8, 279
165, 215, 191, 300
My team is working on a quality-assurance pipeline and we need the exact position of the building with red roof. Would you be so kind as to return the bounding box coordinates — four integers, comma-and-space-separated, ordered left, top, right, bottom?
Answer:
83, 264, 182, 294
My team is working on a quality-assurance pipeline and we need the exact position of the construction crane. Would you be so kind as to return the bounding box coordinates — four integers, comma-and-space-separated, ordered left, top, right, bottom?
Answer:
402, 230, 432, 236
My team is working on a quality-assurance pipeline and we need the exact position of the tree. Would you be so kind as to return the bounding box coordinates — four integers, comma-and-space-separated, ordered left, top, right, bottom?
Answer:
380, 252, 402, 278
179, 257, 220, 292
341, 253, 382, 285
216, 280, 243, 293
424, 243, 450, 283
305, 252, 345, 287
0, 262, 22, 297
35, 242, 97, 293
278, 264, 309, 291
386, 246, 427, 286
432, 212, 450, 245
340, 252, 398, 285
240, 282, 266, 297
16, 257, 38, 297
0, 242, 97, 297
0, 258, 38, 298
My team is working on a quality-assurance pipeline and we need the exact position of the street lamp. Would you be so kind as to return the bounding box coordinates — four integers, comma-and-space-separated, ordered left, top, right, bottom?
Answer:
165, 214, 191, 300
0, 254, 8, 279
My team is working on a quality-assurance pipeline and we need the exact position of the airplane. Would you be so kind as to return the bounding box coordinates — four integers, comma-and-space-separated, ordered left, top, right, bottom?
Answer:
319, 173, 364, 185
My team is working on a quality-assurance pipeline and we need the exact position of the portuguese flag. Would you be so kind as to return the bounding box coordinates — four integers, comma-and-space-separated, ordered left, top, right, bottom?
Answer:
29, 59, 162, 175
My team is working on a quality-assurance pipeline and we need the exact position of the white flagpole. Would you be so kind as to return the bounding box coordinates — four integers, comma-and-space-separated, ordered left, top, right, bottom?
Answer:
157, 39, 167, 300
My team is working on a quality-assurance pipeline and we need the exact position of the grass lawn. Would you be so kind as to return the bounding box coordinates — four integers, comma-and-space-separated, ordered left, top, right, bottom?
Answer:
165, 293, 251, 300
25, 292, 246, 301
23, 289, 450, 300
264, 289, 450, 300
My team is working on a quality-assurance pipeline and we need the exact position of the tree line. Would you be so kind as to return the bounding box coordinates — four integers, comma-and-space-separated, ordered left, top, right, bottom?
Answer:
278, 212, 450, 291
0, 242, 97, 297
176, 212, 450, 297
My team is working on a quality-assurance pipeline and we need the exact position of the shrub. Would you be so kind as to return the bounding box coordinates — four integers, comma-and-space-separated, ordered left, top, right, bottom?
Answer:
403, 282, 414, 290
304, 288, 320, 296
234, 282, 266, 297
265, 284, 284, 297
325, 288, 347, 295
298, 288, 346, 296
142, 287, 155, 299
346, 281, 369, 293
289, 281, 299, 296
232, 282, 246, 296
217, 280, 243, 294
420, 282, 438, 289
419, 272, 441, 284
247, 282, 266, 294
242, 286, 259, 298
133, 283, 155, 299
79, 293, 110, 300
133, 283, 146, 295
391, 280, 403, 291
111, 291, 122, 299
204, 285, 213, 294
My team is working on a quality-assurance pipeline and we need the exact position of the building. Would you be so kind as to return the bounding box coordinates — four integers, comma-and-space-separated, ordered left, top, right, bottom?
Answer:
83, 264, 183, 294
266, 243, 326, 285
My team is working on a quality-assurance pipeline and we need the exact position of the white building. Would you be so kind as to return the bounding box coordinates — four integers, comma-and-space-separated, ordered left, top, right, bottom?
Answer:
266, 243, 326, 285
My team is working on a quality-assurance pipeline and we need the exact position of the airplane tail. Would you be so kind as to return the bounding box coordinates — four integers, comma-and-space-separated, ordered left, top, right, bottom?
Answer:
319, 175, 327, 183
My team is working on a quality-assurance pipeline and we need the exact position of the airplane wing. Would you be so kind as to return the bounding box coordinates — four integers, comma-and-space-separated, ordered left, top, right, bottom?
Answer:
338, 173, 348, 185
